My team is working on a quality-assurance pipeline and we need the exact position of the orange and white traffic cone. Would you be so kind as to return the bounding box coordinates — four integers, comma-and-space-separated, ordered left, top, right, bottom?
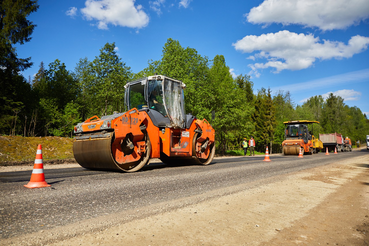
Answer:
325, 147, 330, 156
298, 148, 303, 158
24, 144, 51, 189
263, 146, 271, 162
334, 147, 338, 154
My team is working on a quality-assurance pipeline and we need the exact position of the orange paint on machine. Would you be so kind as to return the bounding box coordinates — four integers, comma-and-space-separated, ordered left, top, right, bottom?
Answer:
73, 75, 216, 172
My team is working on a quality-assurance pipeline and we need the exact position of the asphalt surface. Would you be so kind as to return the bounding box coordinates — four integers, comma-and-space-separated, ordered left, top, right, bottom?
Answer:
1, 149, 368, 240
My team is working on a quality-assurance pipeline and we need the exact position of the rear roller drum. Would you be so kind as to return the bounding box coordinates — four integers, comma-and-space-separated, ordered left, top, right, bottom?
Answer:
160, 131, 215, 165
115, 133, 151, 173
192, 132, 215, 165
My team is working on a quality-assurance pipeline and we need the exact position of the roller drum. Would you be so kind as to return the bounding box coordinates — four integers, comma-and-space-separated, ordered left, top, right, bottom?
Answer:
159, 132, 215, 166
283, 146, 300, 155
73, 132, 120, 171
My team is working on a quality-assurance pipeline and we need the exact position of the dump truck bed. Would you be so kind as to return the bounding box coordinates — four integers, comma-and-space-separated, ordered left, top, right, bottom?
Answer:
319, 133, 342, 144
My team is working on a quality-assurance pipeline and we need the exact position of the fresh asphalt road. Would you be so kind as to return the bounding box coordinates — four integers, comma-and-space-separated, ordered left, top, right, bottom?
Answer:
1, 149, 368, 239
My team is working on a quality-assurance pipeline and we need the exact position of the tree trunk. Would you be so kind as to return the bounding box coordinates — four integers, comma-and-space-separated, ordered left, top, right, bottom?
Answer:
12, 110, 19, 136
28, 111, 33, 137
105, 99, 108, 116
24, 116, 27, 137
270, 140, 273, 154
32, 110, 37, 137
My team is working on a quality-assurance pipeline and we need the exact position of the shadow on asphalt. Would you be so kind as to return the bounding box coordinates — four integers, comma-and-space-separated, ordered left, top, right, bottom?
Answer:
0, 168, 108, 183
47, 179, 65, 185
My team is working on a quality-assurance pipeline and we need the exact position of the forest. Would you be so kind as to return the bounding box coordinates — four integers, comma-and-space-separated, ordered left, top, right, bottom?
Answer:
2, 0, 369, 154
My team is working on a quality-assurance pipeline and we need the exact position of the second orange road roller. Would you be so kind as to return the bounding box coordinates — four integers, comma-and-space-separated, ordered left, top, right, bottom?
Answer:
282, 120, 321, 155
73, 75, 216, 172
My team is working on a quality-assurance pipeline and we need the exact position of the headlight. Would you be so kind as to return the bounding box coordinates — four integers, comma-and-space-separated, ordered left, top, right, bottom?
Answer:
101, 120, 112, 129
74, 123, 83, 133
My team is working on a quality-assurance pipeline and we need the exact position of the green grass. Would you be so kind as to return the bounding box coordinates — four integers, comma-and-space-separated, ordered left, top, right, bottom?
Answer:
0, 135, 272, 165
0, 136, 74, 164
225, 149, 264, 156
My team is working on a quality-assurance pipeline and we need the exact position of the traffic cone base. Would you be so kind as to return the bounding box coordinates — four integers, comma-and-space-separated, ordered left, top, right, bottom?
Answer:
263, 146, 271, 162
325, 147, 330, 155
24, 180, 51, 189
24, 144, 51, 189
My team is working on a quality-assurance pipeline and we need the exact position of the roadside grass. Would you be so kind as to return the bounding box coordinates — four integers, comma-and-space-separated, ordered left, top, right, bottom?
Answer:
9, 136, 366, 165
225, 149, 264, 156
1, 135, 269, 165
0, 136, 74, 164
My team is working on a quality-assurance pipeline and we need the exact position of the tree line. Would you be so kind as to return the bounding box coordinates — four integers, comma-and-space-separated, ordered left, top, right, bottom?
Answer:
2, 1, 369, 154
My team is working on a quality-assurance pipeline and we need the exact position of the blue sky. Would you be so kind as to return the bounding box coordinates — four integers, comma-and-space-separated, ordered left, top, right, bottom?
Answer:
17, 0, 369, 115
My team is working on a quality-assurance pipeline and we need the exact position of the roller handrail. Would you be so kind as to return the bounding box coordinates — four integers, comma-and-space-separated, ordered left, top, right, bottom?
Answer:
84, 115, 100, 123
202, 119, 210, 125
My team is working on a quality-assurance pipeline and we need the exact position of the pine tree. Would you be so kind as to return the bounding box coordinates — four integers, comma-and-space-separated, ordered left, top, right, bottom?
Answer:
87, 42, 133, 116
234, 74, 255, 147
252, 88, 276, 152
32, 61, 46, 89
0, 0, 39, 134
158, 38, 209, 116
321, 93, 346, 133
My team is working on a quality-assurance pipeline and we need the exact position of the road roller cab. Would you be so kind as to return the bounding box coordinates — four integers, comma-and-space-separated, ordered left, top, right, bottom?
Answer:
282, 120, 319, 155
73, 75, 215, 172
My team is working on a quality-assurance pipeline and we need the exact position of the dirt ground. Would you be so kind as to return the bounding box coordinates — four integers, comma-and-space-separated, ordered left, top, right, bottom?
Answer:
3, 155, 369, 246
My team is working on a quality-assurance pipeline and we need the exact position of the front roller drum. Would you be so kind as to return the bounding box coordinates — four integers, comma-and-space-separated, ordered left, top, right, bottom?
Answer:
282, 146, 301, 155
73, 131, 151, 172
73, 132, 119, 170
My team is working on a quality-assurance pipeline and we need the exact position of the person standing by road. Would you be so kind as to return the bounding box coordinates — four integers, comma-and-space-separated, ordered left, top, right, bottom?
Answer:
249, 136, 255, 156
242, 138, 248, 156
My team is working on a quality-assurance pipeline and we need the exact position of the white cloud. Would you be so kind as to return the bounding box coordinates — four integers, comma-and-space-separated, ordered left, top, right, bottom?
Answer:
150, 0, 165, 15
114, 46, 121, 56
66, 7, 78, 17
247, 0, 369, 31
233, 30, 369, 74
322, 89, 361, 101
299, 97, 310, 104
274, 69, 369, 94
81, 0, 149, 30
179, 0, 192, 8
229, 68, 238, 78
300, 89, 362, 103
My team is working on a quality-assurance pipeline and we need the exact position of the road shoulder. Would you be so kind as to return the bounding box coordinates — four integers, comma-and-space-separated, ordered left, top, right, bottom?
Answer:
47, 156, 369, 246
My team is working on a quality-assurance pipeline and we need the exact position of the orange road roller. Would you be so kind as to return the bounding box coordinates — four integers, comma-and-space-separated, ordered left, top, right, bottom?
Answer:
282, 120, 320, 155
73, 75, 216, 172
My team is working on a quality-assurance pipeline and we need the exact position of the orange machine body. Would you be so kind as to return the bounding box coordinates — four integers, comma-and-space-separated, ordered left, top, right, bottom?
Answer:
73, 75, 216, 172
282, 120, 319, 155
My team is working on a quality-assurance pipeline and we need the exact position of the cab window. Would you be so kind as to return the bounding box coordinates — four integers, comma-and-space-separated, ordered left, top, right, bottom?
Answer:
129, 82, 146, 109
